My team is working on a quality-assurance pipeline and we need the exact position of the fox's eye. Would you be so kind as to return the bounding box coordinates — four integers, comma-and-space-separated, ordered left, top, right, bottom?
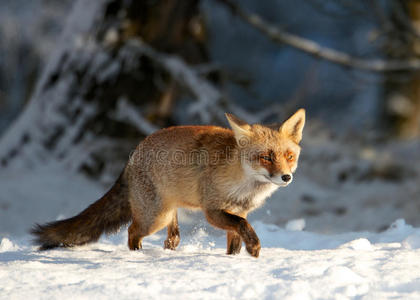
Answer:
260, 155, 272, 162
286, 154, 294, 161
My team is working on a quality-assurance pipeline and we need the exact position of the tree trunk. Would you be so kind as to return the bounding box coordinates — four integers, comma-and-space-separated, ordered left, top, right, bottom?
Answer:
382, 1, 420, 138
0, 0, 208, 180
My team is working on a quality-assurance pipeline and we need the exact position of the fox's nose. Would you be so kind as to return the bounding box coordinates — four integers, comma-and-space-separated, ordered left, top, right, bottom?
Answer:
281, 174, 291, 182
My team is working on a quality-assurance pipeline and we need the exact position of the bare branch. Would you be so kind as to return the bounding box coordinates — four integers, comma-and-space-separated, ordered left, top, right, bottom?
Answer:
216, 0, 420, 72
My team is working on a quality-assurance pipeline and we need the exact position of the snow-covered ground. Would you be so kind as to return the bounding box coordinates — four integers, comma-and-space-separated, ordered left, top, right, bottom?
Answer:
2, 219, 420, 299
1, 159, 420, 299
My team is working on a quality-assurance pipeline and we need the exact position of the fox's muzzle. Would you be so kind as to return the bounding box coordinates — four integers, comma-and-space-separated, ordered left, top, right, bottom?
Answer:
265, 173, 293, 186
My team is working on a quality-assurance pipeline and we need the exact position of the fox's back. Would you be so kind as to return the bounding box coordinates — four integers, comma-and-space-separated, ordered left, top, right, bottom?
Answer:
127, 126, 239, 208
144, 125, 234, 150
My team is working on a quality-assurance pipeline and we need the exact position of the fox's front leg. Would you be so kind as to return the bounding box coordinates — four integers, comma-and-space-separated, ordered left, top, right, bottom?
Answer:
205, 210, 260, 257
227, 231, 242, 255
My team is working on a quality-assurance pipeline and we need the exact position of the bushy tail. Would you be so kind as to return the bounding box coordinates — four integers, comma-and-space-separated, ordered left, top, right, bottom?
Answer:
31, 171, 131, 250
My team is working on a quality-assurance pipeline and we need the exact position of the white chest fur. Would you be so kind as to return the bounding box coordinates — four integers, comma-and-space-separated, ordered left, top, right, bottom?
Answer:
251, 183, 279, 208
226, 178, 279, 212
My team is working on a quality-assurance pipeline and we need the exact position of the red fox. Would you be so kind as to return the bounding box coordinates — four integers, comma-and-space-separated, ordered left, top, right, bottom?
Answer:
32, 109, 305, 257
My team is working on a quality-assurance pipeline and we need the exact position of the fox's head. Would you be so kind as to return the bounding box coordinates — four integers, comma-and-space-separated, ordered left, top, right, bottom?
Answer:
226, 109, 305, 187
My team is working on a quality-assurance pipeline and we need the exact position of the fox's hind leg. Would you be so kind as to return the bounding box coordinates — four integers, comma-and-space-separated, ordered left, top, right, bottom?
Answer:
127, 174, 170, 251
128, 207, 177, 251
164, 210, 180, 250
128, 220, 144, 250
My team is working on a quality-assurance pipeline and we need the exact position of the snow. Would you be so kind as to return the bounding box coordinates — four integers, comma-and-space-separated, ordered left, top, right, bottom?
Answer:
1, 164, 420, 299
1, 219, 420, 299
0, 164, 103, 237
285, 218, 306, 231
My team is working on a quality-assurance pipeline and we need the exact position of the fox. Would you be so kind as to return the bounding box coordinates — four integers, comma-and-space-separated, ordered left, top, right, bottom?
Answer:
31, 109, 305, 257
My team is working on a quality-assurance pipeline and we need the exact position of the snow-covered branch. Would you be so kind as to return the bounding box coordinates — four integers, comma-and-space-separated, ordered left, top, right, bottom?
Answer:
216, 0, 420, 72
113, 98, 159, 135
121, 39, 274, 125
122, 39, 226, 123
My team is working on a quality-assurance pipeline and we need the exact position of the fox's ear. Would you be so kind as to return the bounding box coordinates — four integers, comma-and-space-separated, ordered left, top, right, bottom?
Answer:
225, 113, 252, 144
280, 109, 305, 144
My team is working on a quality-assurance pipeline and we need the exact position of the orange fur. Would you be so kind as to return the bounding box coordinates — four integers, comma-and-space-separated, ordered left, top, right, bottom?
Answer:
31, 109, 306, 258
